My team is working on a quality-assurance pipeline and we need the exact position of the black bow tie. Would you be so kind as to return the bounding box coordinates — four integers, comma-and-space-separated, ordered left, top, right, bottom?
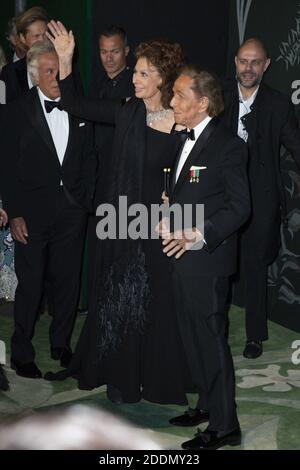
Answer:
44, 100, 62, 113
171, 126, 195, 142
183, 128, 195, 141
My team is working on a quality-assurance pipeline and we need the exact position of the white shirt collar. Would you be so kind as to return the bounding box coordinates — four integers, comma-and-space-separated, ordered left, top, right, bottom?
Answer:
37, 87, 61, 111
189, 115, 212, 139
238, 83, 259, 106
175, 116, 212, 183
13, 52, 21, 63
27, 71, 34, 90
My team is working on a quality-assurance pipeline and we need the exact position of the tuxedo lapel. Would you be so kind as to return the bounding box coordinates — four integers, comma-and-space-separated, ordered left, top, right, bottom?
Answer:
61, 114, 73, 166
225, 84, 239, 135
15, 58, 29, 93
172, 118, 219, 197
169, 139, 187, 192
25, 89, 59, 164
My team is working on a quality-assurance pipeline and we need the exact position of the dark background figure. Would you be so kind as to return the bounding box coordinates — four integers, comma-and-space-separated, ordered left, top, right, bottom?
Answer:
5, 17, 27, 63
0, 40, 97, 379
221, 39, 300, 359
0, 6, 49, 103
226, 0, 300, 335
89, 25, 134, 177
161, 66, 250, 450
91, 0, 230, 81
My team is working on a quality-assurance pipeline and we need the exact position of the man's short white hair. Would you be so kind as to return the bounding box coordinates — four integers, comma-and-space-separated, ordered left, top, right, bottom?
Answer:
27, 39, 57, 85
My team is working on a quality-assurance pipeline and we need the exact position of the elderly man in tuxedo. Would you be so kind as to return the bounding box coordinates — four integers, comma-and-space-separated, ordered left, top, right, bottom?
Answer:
159, 66, 250, 450
0, 40, 96, 379
222, 39, 300, 359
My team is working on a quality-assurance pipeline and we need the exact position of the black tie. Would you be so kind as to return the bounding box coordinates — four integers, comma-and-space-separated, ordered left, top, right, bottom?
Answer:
44, 100, 62, 113
171, 126, 195, 142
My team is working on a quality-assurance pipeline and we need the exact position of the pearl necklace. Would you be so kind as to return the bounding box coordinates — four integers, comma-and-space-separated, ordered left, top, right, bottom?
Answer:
146, 108, 172, 126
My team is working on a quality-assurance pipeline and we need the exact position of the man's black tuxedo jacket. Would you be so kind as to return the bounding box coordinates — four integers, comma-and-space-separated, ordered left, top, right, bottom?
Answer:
0, 57, 28, 103
0, 87, 97, 230
221, 80, 300, 263
169, 119, 250, 277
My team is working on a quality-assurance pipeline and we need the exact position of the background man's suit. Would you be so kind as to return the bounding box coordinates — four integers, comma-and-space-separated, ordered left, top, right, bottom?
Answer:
221, 81, 300, 341
0, 87, 97, 365
89, 66, 133, 166
169, 118, 250, 432
0, 57, 29, 103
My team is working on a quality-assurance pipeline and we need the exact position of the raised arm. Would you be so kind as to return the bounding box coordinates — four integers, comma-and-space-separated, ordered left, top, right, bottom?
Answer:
46, 20, 74, 79
46, 20, 120, 124
59, 74, 121, 123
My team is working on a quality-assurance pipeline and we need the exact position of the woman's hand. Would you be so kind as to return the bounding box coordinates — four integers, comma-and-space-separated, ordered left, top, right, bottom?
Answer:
46, 20, 74, 78
10, 217, 28, 244
0, 208, 8, 228
161, 191, 169, 204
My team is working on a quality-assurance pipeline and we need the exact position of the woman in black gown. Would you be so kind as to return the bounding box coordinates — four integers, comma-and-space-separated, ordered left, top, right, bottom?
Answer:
45, 21, 194, 404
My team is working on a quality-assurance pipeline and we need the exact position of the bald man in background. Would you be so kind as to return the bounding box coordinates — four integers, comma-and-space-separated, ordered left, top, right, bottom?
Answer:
222, 38, 300, 358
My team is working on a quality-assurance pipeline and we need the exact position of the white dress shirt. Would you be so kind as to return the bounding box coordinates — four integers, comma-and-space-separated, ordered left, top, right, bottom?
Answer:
176, 116, 212, 182
27, 71, 34, 90
38, 87, 69, 167
237, 84, 259, 142
13, 52, 22, 63
0, 80, 5, 104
